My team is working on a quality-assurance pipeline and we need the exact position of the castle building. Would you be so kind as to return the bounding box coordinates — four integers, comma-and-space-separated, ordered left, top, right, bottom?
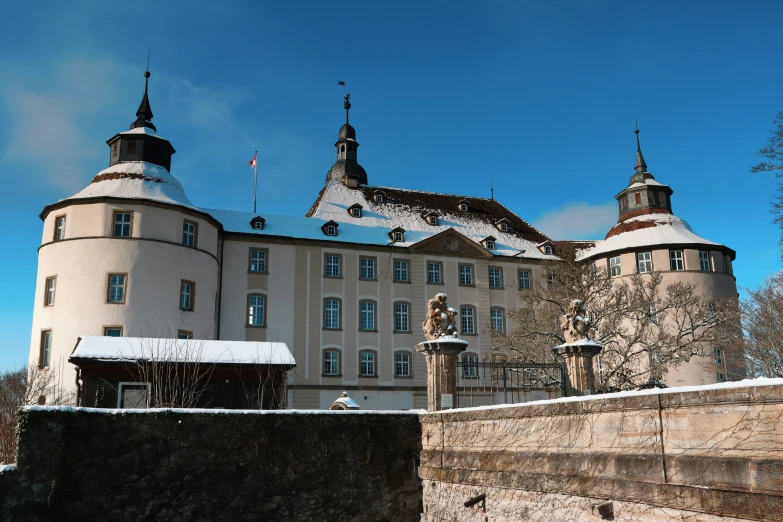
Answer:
28, 73, 738, 409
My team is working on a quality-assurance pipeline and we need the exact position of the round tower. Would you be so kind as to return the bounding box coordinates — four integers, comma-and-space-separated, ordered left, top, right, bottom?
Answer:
325, 94, 368, 187
29, 71, 220, 400
582, 127, 739, 387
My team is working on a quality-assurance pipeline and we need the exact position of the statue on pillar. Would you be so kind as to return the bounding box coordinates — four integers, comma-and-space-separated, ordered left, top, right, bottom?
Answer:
422, 292, 459, 340
560, 299, 593, 344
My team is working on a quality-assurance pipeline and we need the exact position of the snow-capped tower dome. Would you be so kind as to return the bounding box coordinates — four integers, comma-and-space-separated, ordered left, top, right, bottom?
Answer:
30, 70, 219, 401
326, 93, 368, 188
580, 127, 739, 388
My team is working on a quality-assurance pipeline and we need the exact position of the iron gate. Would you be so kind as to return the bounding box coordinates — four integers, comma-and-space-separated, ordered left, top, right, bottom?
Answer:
454, 360, 566, 408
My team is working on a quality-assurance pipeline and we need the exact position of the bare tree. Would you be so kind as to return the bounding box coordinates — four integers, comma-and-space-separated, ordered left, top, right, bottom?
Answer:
751, 110, 783, 255
493, 243, 729, 391
0, 362, 73, 462
718, 272, 783, 379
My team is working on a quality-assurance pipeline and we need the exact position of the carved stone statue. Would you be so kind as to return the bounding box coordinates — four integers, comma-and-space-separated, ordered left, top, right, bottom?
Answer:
560, 299, 592, 344
422, 292, 459, 341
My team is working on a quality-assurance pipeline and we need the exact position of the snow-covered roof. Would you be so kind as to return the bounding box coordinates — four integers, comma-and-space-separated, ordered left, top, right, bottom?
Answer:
70, 336, 295, 366
332, 392, 361, 409
580, 213, 723, 260
296, 181, 556, 260
64, 161, 193, 208
118, 126, 167, 140
625, 178, 668, 190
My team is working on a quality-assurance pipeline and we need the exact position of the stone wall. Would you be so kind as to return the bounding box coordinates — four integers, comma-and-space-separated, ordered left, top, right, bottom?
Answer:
419, 383, 783, 521
0, 408, 422, 522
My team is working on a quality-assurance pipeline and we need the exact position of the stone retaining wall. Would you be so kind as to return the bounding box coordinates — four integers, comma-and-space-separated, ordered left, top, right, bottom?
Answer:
0, 408, 422, 522
419, 383, 783, 521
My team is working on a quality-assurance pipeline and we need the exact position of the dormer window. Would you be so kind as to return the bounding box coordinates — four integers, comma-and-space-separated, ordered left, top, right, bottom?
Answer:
374, 193, 384, 203
458, 201, 468, 212
249, 216, 266, 231
423, 212, 439, 226
481, 236, 497, 250
544, 245, 553, 255
495, 219, 510, 232
348, 203, 363, 218
389, 227, 406, 243
321, 221, 339, 237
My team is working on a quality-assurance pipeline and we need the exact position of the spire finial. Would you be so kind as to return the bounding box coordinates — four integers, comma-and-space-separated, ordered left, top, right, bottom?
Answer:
130, 66, 155, 131
344, 93, 351, 124
633, 121, 647, 176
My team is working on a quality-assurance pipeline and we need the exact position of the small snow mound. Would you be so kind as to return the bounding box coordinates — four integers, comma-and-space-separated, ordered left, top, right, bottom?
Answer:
0, 463, 16, 473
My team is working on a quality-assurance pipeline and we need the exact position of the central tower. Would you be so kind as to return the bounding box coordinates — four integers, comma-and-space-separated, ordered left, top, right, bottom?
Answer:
325, 94, 368, 187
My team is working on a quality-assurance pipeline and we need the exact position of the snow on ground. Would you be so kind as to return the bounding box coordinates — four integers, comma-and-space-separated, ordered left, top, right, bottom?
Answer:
65, 161, 193, 208
23, 405, 426, 415
306, 181, 557, 260
0, 464, 16, 473
580, 213, 721, 260
71, 337, 295, 365
438, 377, 783, 414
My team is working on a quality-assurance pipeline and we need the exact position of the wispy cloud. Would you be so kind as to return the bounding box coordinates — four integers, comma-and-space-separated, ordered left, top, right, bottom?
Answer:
533, 202, 617, 240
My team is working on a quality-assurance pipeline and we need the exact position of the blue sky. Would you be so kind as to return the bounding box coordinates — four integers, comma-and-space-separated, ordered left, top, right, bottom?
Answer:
0, 1, 781, 371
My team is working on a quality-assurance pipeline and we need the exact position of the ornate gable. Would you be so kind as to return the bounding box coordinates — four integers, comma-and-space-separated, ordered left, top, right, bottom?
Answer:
409, 228, 493, 258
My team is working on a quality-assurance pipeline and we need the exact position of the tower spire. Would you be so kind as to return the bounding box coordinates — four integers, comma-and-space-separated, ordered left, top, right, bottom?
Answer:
344, 93, 351, 125
634, 122, 647, 176
130, 69, 156, 131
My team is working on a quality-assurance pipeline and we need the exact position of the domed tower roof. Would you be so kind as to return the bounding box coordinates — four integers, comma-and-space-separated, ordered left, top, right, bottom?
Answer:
326, 93, 368, 187
55, 70, 192, 209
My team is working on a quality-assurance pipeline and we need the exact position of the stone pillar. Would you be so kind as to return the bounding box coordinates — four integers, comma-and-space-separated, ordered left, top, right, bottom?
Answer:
552, 341, 602, 396
416, 340, 468, 412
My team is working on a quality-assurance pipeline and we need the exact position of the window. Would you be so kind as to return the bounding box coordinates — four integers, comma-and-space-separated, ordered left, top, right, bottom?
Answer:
360, 301, 376, 331
118, 383, 149, 409
324, 350, 340, 376
490, 308, 505, 332
488, 268, 502, 288
325, 225, 337, 236
427, 262, 442, 284
648, 303, 659, 324
669, 250, 684, 271
485, 239, 496, 250
351, 207, 361, 218
360, 257, 376, 279
107, 274, 127, 303
126, 140, 136, 154
360, 351, 376, 377
253, 220, 264, 230
634, 192, 641, 204
182, 221, 197, 248
180, 280, 194, 311
500, 222, 509, 232
44, 277, 56, 306
395, 352, 411, 377
249, 249, 267, 273
177, 330, 193, 339
104, 327, 123, 337
658, 192, 667, 207
459, 264, 474, 286
462, 353, 478, 378
544, 245, 554, 255
394, 260, 409, 282
111, 141, 118, 156
393, 230, 404, 242
248, 295, 265, 326
428, 215, 438, 225
39, 330, 52, 369
113, 211, 132, 237
714, 348, 723, 365
325, 254, 341, 277
374, 194, 384, 203
518, 270, 531, 289
715, 255, 725, 273
619, 197, 628, 210
461, 306, 475, 335
324, 299, 341, 329
609, 256, 622, 277
699, 251, 711, 271
637, 252, 652, 273
54, 216, 66, 241
547, 274, 556, 290
395, 303, 410, 332
717, 373, 726, 382
459, 203, 468, 212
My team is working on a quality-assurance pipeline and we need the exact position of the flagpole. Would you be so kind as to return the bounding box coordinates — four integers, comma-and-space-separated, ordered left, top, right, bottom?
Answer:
253, 150, 258, 214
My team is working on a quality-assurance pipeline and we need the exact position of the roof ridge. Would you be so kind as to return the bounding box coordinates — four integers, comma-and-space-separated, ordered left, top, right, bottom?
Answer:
366, 185, 497, 201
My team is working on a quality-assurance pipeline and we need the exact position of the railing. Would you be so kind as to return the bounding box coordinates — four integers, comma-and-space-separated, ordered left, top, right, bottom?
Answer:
454, 360, 566, 408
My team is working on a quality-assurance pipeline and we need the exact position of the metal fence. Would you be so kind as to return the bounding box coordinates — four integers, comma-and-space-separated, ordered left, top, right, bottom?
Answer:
454, 360, 566, 408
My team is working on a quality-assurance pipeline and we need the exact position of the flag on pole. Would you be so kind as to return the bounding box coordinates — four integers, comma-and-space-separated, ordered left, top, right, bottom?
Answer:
249, 152, 257, 168
338, 81, 345, 86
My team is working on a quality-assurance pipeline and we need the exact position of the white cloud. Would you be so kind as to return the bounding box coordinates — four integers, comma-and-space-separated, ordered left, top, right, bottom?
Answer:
533, 202, 617, 240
